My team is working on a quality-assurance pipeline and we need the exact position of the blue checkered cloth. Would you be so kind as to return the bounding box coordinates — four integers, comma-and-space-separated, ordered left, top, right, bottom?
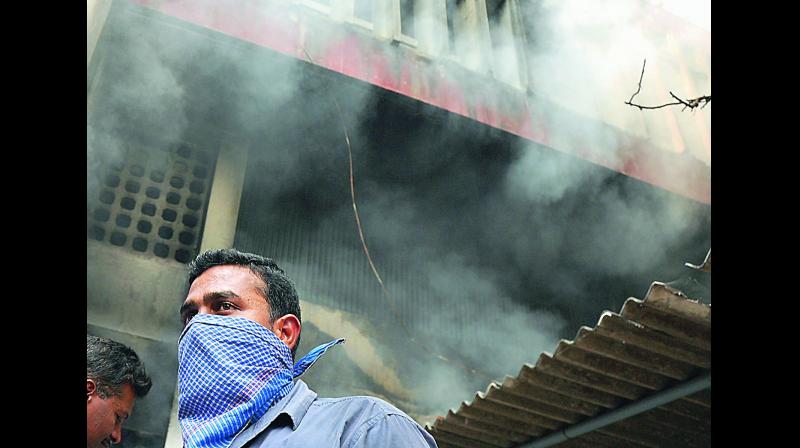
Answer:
178, 314, 344, 448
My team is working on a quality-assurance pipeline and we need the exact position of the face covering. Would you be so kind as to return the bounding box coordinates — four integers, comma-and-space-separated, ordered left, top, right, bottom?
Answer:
177, 313, 344, 448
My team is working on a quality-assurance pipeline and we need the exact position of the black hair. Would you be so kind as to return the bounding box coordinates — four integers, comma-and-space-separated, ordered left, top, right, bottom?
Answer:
87, 335, 153, 398
187, 248, 302, 356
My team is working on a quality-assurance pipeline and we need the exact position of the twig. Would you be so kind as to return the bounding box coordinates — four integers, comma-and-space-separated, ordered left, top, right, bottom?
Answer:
627, 58, 647, 105
625, 59, 711, 111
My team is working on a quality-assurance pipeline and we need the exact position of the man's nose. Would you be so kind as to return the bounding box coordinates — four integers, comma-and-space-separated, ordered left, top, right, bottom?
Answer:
110, 424, 123, 444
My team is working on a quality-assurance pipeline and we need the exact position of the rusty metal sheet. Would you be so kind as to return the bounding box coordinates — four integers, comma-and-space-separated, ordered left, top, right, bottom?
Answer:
573, 327, 698, 380
435, 418, 514, 447
658, 397, 711, 420
643, 282, 711, 325
429, 426, 505, 448
554, 341, 673, 390
486, 384, 584, 424
621, 298, 711, 351
457, 404, 548, 437
595, 313, 710, 368
444, 411, 530, 445
517, 365, 624, 409
535, 353, 647, 400
500, 376, 604, 416
571, 430, 654, 448
598, 417, 697, 448
429, 280, 711, 448
683, 389, 711, 407
470, 396, 563, 431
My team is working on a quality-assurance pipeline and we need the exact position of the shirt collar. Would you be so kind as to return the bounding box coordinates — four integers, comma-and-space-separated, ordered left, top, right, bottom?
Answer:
230, 380, 317, 448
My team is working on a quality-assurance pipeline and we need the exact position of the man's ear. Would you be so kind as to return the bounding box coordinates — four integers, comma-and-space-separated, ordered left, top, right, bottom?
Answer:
271, 314, 301, 352
87, 379, 97, 401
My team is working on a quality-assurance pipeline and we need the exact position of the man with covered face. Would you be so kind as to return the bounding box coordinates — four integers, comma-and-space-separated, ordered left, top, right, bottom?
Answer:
177, 248, 437, 448
87, 334, 153, 447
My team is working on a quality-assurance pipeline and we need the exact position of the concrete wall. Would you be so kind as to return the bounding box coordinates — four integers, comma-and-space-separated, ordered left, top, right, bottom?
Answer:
87, 241, 187, 446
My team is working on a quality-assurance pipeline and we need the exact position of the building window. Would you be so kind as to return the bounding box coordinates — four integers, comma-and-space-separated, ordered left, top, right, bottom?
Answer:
446, 0, 461, 54
399, 0, 416, 38
354, 0, 372, 22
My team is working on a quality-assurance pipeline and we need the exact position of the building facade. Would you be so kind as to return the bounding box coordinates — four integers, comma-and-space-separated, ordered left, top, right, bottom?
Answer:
87, 1, 710, 446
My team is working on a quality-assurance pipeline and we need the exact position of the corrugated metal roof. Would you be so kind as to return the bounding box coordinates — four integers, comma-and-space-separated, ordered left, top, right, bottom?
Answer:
427, 281, 711, 448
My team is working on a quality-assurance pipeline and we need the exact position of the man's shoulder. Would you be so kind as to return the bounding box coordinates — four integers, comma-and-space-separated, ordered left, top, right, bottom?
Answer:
311, 394, 412, 420
306, 394, 435, 447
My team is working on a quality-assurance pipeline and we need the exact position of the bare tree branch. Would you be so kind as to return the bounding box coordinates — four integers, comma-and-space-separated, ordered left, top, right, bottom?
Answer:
627, 58, 647, 104
625, 59, 711, 111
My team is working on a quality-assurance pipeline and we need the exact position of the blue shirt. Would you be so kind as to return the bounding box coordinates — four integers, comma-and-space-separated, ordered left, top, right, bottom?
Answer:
229, 380, 438, 448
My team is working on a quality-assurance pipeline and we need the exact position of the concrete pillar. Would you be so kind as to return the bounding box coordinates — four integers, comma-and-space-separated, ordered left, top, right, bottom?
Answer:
163, 141, 249, 448
507, 0, 528, 89
451, 0, 493, 75
198, 142, 249, 252
415, 0, 449, 57
87, 0, 113, 67
373, 0, 400, 40
488, 0, 521, 87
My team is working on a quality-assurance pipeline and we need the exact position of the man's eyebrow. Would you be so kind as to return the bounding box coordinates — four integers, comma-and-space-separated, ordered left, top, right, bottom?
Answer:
179, 291, 240, 315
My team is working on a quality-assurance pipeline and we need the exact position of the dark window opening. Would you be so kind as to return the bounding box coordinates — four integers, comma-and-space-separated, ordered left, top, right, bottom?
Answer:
120, 197, 136, 210
186, 197, 202, 211
166, 192, 181, 205
177, 144, 192, 159
179, 231, 195, 245
132, 238, 148, 252
137, 220, 152, 234
182, 214, 198, 228
115, 214, 131, 228
110, 232, 127, 246
400, 0, 415, 38
88, 226, 105, 241
145, 187, 160, 199
158, 226, 174, 240
170, 176, 185, 189
162, 208, 178, 222
130, 164, 145, 177
93, 208, 110, 222
446, 0, 462, 54
141, 203, 156, 216
105, 174, 120, 188
150, 170, 165, 183
99, 190, 115, 205
175, 249, 192, 263
154, 243, 169, 258
189, 180, 204, 194
125, 180, 141, 194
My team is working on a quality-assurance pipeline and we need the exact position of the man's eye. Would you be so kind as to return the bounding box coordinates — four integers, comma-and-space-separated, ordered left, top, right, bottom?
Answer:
219, 302, 235, 311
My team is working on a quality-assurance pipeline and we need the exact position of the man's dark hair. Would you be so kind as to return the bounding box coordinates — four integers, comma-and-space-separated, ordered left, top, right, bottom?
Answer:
187, 248, 302, 356
87, 335, 153, 398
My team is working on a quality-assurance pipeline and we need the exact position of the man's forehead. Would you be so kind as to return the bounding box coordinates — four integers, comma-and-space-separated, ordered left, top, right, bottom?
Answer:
115, 383, 137, 414
190, 265, 265, 290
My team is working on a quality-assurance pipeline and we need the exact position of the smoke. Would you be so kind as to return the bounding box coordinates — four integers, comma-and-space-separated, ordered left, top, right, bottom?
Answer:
520, 0, 711, 166
88, 0, 711, 425
87, 12, 190, 202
